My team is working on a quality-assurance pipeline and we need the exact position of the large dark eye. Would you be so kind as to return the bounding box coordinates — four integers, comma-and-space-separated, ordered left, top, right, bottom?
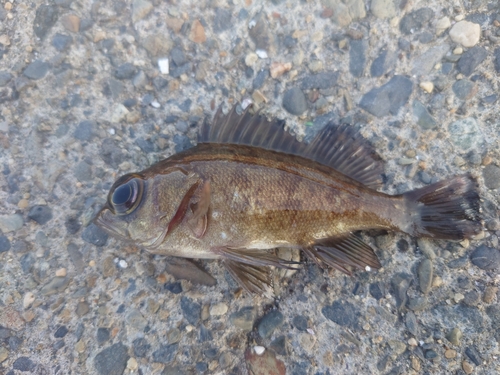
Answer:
108, 174, 144, 215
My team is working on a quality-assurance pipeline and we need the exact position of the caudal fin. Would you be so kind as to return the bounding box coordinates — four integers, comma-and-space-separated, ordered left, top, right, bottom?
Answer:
404, 174, 482, 240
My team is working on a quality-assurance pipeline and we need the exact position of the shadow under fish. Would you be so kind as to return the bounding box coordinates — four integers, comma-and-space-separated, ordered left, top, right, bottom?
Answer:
94, 105, 482, 294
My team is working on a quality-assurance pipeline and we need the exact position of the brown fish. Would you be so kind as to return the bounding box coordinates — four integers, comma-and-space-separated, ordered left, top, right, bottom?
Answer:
94, 105, 482, 293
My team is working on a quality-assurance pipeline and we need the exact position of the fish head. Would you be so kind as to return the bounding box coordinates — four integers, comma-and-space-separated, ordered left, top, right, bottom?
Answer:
94, 168, 197, 249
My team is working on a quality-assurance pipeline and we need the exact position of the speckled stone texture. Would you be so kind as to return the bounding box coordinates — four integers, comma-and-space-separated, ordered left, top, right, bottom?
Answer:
1, 0, 500, 374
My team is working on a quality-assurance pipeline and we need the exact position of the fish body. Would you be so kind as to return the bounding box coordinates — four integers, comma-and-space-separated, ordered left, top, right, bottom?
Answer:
95, 106, 482, 293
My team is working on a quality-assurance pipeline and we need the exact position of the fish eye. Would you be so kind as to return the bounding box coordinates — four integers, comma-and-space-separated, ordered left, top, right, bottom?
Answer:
108, 175, 144, 215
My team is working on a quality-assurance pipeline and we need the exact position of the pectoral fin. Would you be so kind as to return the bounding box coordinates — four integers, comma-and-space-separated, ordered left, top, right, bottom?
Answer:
187, 180, 211, 238
216, 247, 301, 269
303, 233, 381, 275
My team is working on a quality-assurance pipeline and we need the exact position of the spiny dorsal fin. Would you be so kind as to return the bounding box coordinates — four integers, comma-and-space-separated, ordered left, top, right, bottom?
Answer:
199, 105, 384, 188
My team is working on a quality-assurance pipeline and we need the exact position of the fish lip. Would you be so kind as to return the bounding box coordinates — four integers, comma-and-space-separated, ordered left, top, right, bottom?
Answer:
93, 206, 131, 242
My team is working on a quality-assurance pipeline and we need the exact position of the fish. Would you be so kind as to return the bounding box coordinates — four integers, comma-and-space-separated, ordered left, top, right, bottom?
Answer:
94, 105, 482, 294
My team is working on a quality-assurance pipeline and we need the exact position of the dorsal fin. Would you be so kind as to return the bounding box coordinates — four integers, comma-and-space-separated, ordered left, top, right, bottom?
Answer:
199, 105, 384, 188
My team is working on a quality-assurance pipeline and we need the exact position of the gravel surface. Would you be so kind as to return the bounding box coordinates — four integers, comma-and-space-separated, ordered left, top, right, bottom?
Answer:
1, 0, 500, 374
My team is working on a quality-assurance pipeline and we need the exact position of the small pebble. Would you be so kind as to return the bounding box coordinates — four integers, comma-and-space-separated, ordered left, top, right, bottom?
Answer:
158, 58, 169, 74
127, 357, 138, 371
483, 286, 498, 304
446, 328, 463, 345
419, 81, 434, 93
462, 360, 474, 374
449, 21, 481, 47
209, 303, 228, 317
445, 349, 457, 359
408, 338, 418, 347
23, 292, 35, 309
55, 268, 67, 277
254, 346, 265, 355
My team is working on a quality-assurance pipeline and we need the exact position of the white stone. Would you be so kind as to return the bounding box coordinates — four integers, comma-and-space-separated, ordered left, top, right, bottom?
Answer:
453, 46, 463, 55
256, 49, 268, 59
371, 0, 396, 19
150, 100, 161, 108
419, 81, 434, 93
110, 104, 129, 123
244, 52, 258, 67
23, 292, 35, 309
435, 16, 451, 36
209, 302, 228, 316
449, 21, 481, 47
118, 260, 128, 269
254, 346, 265, 355
158, 58, 169, 74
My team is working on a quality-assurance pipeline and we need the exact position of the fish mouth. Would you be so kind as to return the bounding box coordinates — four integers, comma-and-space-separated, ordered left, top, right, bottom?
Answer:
93, 206, 131, 242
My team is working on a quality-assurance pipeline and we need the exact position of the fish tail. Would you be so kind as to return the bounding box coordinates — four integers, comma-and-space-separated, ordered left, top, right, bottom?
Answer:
403, 174, 482, 240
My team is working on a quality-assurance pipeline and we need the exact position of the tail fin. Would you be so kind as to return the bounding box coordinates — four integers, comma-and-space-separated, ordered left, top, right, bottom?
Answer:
404, 174, 482, 240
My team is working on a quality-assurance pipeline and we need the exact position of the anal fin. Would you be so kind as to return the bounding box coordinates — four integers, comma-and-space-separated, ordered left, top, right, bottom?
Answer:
304, 233, 381, 275
223, 259, 273, 294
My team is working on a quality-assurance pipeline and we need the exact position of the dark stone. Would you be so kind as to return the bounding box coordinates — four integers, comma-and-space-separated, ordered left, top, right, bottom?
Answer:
177, 99, 192, 112
359, 75, 413, 118
465, 346, 483, 366
74, 161, 92, 182
300, 71, 339, 90
258, 310, 284, 339
470, 245, 500, 270
81, 223, 109, 247
486, 305, 500, 329
74, 120, 94, 141
114, 63, 136, 80
425, 349, 438, 360
399, 8, 434, 35
153, 76, 168, 91
292, 315, 308, 331
196, 362, 208, 373
284, 35, 297, 48
0, 71, 13, 87
282, 87, 307, 115
398, 38, 410, 51
452, 79, 475, 100
123, 98, 137, 108
180, 296, 201, 325
20, 253, 35, 273
152, 344, 179, 364
52, 33, 73, 51
212, 8, 232, 33
494, 48, 500, 73
413, 100, 436, 129
23, 60, 50, 80
0, 327, 11, 339
97, 328, 110, 344
203, 348, 218, 359
133, 337, 150, 358
371, 49, 388, 77
8, 336, 22, 351
349, 40, 366, 77
28, 205, 53, 225
482, 94, 497, 104
248, 12, 272, 51
0, 235, 11, 253
441, 63, 454, 75
135, 138, 155, 153
457, 47, 488, 76
252, 69, 269, 90
457, 276, 471, 289
418, 31, 434, 43
13, 357, 36, 372
199, 325, 213, 342
65, 217, 81, 235
447, 256, 468, 269
34, 5, 59, 39
405, 311, 419, 336
103, 79, 123, 99
164, 281, 183, 294
66, 242, 85, 272
483, 164, 500, 189
173, 134, 193, 153
169, 62, 192, 78
391, 273, 412, 309
270, 335, 287, 355
463, 290, 481, 306
54, 326, 68, 338
322, 300, 360, 329
100, 138, 125, 168
161, 364, 184, 375
94, 343, 129, 375
397, 239, 409, 252
369, 282, 384, 300
170, 47, 186, 66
